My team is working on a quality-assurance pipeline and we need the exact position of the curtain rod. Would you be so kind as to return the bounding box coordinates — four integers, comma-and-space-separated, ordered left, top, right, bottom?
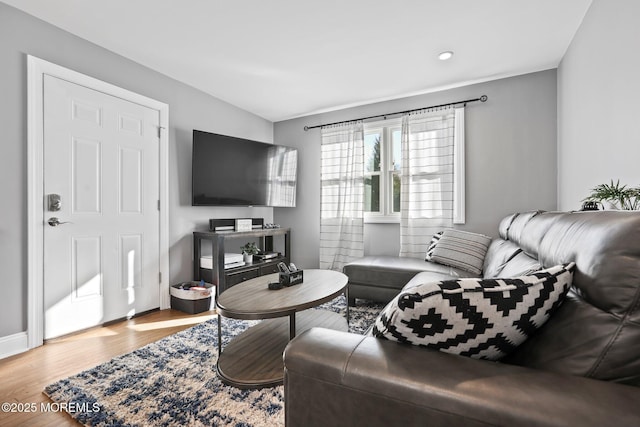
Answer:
303, 95, 487, 131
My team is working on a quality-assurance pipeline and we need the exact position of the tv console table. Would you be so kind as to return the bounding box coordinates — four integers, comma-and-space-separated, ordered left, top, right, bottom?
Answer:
193, 228, 290, 296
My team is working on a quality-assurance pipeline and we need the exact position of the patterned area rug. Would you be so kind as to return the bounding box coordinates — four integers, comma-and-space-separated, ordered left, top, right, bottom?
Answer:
44, 297, 383, 426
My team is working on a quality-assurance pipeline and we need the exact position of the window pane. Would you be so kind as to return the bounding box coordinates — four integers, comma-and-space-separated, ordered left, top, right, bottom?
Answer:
392, 130, 401, 172
392, 173, 401, 212
365, 175, 380, 212
364, 133, 381, 172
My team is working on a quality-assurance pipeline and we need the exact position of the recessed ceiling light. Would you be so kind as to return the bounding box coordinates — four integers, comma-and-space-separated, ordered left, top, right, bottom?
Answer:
438, 51, 454, 61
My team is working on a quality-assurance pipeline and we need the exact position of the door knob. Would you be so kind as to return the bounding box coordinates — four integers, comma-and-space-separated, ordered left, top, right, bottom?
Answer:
47, 217, 72, 227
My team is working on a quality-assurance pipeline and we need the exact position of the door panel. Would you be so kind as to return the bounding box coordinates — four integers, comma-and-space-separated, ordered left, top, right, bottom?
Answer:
119, 147, 143, 213
72, 236, 103, 299
71, 99, 102, 125
120, 234, 142, 290
72, 137, 102, 213
43, 75, 160, 339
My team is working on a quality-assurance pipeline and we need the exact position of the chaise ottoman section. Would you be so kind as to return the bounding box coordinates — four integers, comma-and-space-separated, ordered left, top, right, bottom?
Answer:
343, 255, 476, 305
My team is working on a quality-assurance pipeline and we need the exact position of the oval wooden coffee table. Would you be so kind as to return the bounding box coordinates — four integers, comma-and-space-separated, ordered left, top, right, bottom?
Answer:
215, 269, 348, 389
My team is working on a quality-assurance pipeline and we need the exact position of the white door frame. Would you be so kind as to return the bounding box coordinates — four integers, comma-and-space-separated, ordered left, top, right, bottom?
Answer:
27, 56, 170, 349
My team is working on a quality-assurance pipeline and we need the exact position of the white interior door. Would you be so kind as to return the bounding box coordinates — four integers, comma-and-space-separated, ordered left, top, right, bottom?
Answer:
43, 75, 161, 339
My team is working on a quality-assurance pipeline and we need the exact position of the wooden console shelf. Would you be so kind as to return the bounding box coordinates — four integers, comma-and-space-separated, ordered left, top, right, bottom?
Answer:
193, 228, 290, 296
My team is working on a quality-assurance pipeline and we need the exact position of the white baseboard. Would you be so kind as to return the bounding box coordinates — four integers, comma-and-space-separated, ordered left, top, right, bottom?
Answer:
0, 332, 29, 359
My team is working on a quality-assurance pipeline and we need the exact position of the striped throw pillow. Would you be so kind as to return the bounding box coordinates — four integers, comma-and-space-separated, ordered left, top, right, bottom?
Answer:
428, 229, 492, 275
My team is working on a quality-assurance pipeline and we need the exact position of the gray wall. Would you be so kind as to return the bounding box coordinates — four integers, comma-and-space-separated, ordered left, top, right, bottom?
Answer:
0, 3, 273, 338
558, 0, 640, 210
274, 70, 558, 269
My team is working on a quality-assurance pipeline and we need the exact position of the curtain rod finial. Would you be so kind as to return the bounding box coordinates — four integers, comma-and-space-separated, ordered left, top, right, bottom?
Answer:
480, 95, 488, 102
303, 126, 309, 131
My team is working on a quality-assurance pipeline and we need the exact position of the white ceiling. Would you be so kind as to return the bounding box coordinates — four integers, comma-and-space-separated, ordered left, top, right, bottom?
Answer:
3, 0, 592, 122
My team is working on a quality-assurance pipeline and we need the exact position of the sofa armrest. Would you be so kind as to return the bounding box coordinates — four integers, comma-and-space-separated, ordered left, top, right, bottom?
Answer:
283, 328, 640, 427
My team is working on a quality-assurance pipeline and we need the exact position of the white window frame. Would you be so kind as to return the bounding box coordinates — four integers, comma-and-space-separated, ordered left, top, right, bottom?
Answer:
364, 118, 402, 223
364, 110, 466, 225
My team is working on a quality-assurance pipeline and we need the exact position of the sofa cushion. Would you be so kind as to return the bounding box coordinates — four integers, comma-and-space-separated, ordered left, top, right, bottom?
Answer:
516, 212, 565, 259
344, 255, 475, 292
428, 229, 492, 275
482, 239, 522, 278
372, 263, 576, 360
506, 210, 542, 244
498, 212, 519, 240
403, 270, 477, 291
496, 251, 541, 278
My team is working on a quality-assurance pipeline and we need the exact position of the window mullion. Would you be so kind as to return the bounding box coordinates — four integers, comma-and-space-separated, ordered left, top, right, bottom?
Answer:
384, 126, 396, 216
378, 129, 385, 216
383, 127, 390, 216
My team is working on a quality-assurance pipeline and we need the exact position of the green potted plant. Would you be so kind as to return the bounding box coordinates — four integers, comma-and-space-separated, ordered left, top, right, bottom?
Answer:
583, 179, 640, 210
240, 242, 259, 264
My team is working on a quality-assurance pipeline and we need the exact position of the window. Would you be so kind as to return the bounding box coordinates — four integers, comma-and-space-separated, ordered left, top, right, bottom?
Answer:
364, 109, 465, 225
364, 119, 402, 222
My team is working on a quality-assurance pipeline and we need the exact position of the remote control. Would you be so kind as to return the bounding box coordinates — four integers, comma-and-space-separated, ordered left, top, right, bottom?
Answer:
277, 262, 290, 274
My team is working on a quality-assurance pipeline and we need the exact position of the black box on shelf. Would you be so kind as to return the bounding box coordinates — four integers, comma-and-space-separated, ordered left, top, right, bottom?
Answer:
280, 270, 303, 287
209, 218, 235, 232
254, 252, 280, 261
209, 218, 264, 232
170, 281, 213, 314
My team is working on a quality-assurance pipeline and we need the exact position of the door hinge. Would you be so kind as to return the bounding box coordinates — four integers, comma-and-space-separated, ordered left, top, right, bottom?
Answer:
159, 272, 162, 283
158, 200, 160, 211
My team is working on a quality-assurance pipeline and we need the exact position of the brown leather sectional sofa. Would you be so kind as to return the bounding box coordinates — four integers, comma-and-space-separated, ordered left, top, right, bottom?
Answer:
284, 211, 640, 426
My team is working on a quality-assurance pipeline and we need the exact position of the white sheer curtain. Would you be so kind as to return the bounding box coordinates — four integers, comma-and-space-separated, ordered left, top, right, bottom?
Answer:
319, 122, 365, 271
399, 106, 464, 258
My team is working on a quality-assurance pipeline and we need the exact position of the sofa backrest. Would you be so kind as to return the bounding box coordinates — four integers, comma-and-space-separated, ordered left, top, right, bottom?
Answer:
482, 239, 520, 278
500, 211, 640, 387
482, 239, 541, 279
483, 211, 547, 279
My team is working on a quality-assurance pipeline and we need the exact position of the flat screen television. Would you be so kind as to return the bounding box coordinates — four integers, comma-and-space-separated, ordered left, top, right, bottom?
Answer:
192, 130, 298, 207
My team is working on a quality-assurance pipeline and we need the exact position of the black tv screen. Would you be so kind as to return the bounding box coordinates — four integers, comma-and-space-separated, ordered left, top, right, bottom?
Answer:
192, 130, 298, 207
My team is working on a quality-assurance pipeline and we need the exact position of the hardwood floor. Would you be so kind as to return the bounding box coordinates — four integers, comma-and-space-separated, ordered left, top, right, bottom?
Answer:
0, 309, 215, 426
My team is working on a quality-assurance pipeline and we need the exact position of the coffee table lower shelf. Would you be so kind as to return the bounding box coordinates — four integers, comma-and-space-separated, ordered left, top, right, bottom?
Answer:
216, 309, 347, 389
